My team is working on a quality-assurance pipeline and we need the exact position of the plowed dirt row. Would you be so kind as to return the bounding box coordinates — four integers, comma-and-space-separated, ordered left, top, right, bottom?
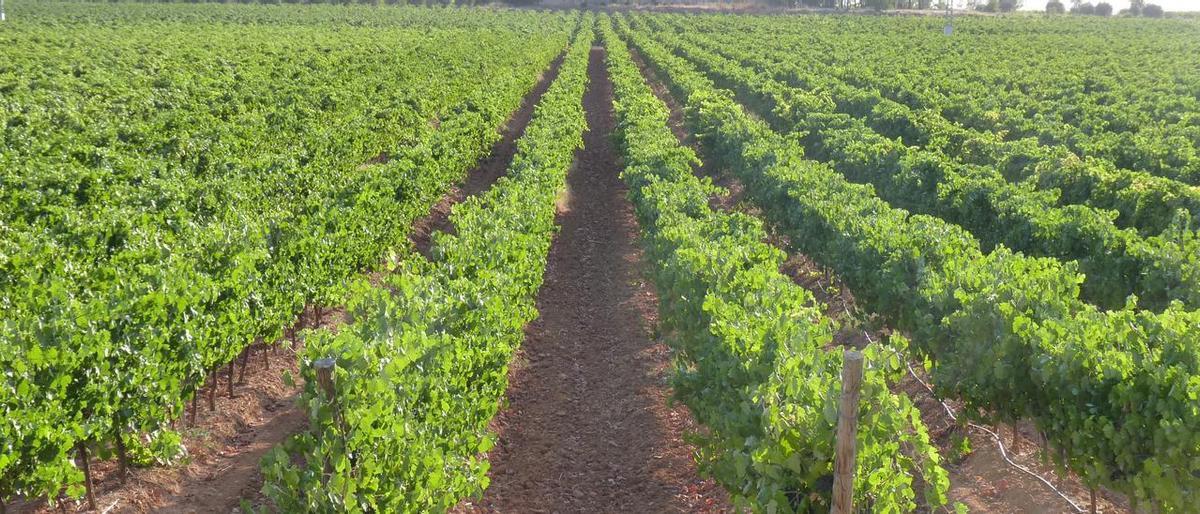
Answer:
455, 47, 729, 514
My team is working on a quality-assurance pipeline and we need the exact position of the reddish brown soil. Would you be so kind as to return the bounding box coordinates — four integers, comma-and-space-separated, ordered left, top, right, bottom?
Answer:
899, 370, 1129, 514
454, 47, 729, 514
409, 52, 567, 258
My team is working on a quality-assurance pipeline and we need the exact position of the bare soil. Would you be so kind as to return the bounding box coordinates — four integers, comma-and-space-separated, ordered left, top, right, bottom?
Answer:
899, 371, 1130, 514
454, 47, 729, 514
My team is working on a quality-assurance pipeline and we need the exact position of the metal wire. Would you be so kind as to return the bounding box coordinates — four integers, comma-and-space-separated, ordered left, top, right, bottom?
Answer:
904, 360, 1087, 514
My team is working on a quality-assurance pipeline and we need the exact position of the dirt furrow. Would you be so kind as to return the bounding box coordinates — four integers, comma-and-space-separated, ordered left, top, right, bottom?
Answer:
456, 46, 728, 514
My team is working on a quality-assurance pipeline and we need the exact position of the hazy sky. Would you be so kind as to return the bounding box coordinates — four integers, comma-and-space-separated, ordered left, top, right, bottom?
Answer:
1018, 0, 1198, 11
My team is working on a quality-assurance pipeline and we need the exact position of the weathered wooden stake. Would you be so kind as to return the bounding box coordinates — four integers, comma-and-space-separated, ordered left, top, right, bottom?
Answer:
1090, 488, 1097, 514
315, 357, 336, 400
830, 350, 864, 514
314, 357, 337, 484
1012, 424, 1020, 453
76, 441, 97, 511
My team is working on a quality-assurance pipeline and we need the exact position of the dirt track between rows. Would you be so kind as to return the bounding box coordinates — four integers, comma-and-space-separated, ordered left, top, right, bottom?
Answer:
456, 46, 729, 514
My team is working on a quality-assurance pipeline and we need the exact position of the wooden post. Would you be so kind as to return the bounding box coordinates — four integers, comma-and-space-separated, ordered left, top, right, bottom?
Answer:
314, 357, 336, 400
830, 350, 863, 514
314, 357, 337, 484
1090, 488, 1097, 514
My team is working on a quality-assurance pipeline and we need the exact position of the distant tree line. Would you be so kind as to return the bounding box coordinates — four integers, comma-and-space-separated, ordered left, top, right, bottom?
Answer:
1047, 0, 1165, 16
75, 0, 544, 5
67, 0, 955, 9
69, 0, 1170, 13
971, 0, 1022, 12
728, 0, 936, 8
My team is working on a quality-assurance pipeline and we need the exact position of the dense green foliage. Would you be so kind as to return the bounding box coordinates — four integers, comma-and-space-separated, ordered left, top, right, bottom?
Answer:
602, 20, 950, 513
637, 15, 1200, 313
660, 16, 1200, 239
5, 3, 1200, 512
0, 3, 573, 505
259, 19, 592, 513
618, 15, 1200, 512
764, 13, 1200, 185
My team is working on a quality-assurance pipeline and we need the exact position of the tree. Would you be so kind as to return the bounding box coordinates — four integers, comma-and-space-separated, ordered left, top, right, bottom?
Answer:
1095, 1, 1112, 15
1129, 0, 1145, 15
1143, 3, 1164, 17
998, 0, 1019, 11
1046, 0, 1065, 13
1070, 1, 1095, 14
975, 0, 995, 11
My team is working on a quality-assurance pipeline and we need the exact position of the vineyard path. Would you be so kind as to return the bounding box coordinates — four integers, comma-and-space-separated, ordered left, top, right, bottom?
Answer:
454, 45, 729, 514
